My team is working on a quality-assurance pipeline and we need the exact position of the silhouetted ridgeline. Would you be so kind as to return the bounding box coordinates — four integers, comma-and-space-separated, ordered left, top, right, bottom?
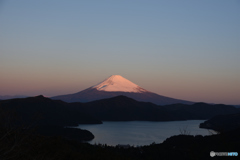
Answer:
200, 113, 240, 132
74, 95, 239, 121
75, 95, 177, 121
0, 95, 100, 143
1, 95, 240, 159
163, 102, 239, 120
0, 95, 239, 123
0, 95, 102, 126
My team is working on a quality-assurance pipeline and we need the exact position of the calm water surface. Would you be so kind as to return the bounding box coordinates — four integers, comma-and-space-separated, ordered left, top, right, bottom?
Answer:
77, 120, 211, 146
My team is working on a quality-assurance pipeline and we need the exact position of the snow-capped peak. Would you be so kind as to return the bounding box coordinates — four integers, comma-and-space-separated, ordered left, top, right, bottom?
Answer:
91, 75, 148, 93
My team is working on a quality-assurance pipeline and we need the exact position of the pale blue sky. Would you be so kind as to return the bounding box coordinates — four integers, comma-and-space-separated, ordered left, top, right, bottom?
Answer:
0, 0, 239, 104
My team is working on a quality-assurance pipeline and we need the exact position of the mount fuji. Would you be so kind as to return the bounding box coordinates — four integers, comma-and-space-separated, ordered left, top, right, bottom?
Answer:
52, 75, 193, 105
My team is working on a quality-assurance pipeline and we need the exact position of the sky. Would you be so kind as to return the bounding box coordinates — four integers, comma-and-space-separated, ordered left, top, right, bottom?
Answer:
0, 0, 239, 104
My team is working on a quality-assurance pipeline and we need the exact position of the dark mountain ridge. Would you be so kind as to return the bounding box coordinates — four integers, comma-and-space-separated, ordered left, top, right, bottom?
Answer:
163, 102, 238, 120
200, 113, 240, 132
0, 95, 102, 126
72, 95, 239, 121
1, 95, 239, 123
75, 95, 177, 121
1, 95, 240, 159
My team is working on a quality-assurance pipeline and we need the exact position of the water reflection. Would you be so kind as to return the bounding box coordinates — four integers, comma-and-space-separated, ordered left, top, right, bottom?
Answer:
77, 120, 211, 146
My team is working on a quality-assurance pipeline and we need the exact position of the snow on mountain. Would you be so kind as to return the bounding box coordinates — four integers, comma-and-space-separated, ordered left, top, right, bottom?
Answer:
91, 75, 147, 93
52, 75, 193, 105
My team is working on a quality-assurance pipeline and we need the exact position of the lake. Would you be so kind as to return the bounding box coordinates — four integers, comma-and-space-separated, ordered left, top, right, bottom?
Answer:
77, 120, 212, 146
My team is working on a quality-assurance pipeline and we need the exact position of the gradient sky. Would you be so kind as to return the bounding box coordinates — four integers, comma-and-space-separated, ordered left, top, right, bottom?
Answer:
0, 0, 239, 104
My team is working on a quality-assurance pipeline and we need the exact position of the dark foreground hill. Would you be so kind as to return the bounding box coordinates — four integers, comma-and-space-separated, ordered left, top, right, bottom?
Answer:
0, 95, 102, 126
75, 95, 178, 121
200, 113, 240, 132
1, 120, 240, 160
1, 95, 238, 123
163, 102, 239, 120
1, 95, 240, 159
74, 95, 240, 121
0, 96, 101, 143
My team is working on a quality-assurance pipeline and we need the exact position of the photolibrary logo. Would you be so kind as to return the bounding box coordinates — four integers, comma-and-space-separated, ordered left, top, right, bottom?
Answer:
210, 151, 238, 157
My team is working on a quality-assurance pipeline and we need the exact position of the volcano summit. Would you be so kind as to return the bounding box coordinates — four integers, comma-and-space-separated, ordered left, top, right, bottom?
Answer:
91, 75, 147, 93
52, 75, 192, 105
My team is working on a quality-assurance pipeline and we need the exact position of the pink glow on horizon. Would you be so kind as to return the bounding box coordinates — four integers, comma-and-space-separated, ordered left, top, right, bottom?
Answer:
0, 73, 239, 105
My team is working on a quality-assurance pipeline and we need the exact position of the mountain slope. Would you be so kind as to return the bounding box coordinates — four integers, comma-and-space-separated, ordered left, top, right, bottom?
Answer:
74, 95, 180, 121
1, 95, 238, 123
71, 95, 239, 121
0, 95, 102, 126
52, 75, 192, 105
200, 113, 240, 132
164, 103, 239, 119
